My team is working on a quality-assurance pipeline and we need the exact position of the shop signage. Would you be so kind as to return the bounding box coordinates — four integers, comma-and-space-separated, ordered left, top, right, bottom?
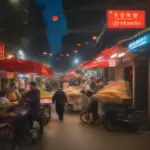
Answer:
0, 43, 4, 60
128, 33, 150, 51
107, 10, 145, 29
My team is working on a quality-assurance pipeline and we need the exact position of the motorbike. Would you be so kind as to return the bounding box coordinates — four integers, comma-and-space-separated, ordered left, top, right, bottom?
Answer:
80, 105, 146, 132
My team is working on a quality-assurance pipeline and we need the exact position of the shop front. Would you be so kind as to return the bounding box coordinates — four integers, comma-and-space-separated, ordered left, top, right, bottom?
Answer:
127, 32, 150, 113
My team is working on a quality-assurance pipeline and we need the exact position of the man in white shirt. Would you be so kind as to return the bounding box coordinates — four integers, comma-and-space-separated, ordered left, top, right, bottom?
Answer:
0, 91, 9, 104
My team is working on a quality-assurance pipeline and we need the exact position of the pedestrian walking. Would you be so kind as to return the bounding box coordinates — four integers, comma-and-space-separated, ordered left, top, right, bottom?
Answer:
52, 89, 68, 121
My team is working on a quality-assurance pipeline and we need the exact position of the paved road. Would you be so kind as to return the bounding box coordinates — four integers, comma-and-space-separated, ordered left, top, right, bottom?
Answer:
2, 113, 150, 150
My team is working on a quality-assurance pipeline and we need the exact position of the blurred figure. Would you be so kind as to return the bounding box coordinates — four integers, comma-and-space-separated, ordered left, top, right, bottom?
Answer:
25, 81, 43, 134
7, 83, 21, 102
62, 80, 70, 90
90, 77, 97, 91
96, 78, 104, 91
82, 79, 91, 91
0, 90, 10, 104
52, 89, 68, 121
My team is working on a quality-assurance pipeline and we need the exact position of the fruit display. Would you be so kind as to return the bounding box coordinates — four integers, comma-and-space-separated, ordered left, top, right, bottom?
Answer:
38, 86, 52, 99
64, 86, 82, 97
94, 81, 132, 103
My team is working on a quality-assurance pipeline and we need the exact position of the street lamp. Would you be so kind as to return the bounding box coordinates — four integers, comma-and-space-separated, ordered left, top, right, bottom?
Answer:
7, 54, 14, 59
18, 50, 25, 60
74, 59, 79, 64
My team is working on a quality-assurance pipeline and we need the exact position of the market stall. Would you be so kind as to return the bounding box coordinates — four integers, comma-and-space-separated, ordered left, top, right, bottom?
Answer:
0, 58, 54, 124
64, 86, 84, 112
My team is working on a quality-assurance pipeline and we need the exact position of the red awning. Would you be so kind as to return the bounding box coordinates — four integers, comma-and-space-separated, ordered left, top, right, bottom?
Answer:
64, 72, 82, 79
0, 58, 54, 77
82, 60, 110, 70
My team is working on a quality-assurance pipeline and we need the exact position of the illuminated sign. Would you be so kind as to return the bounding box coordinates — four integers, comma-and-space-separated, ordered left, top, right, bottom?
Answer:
107, 10, 145, 29
0, 44, 4, 60
128, 34, 150, 51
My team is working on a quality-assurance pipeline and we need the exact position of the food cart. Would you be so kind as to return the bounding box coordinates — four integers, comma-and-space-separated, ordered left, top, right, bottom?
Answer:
0, 58, 54, 124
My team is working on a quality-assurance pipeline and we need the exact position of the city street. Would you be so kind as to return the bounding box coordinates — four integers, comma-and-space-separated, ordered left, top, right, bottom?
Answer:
21, 113, 150, 150
1, 112, 150, 150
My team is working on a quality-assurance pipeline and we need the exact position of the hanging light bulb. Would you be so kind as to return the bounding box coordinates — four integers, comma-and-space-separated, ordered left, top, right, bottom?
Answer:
49, 53, 53, 56
66, 54, 70, 57
43, 52, 47, 55
92, 36, 97, 40
74, 50, 78, 53
77, 43, 82, 47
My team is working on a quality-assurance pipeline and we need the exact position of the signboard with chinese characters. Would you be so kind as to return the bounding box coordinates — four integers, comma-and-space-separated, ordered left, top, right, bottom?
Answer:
0, 43, 4, 60
107, 10, 145, 29
128, 33, 150, 51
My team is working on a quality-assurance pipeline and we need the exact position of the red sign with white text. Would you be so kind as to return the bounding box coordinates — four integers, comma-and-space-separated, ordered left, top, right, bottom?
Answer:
0, 44, 4, 60
107, 10, 145, 29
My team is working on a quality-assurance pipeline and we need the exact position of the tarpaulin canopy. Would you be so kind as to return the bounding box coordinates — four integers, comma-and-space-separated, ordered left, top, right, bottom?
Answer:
79, 46, 122, 70
82, 60, 110, 70
64, 72, 82, 79
0, 58, 54, 77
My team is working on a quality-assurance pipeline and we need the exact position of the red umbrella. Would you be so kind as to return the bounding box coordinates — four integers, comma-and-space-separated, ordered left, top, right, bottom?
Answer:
0, 58, 53, 77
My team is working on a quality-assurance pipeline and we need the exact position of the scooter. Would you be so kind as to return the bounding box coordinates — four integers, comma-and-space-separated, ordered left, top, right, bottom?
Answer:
80, 107, 146, 132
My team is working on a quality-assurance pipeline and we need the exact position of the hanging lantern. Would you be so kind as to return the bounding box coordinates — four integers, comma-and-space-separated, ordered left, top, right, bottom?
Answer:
61, 54, 63, 57
49, 53, 53, 56
74, 50, 78, 53
57, 57, 59, 60
52, 16, 59, 22
92, 36, 97, 40
85, 41, 88, 44
43, 52, 47, 55
77, 43, 82, 47
66, 54, 70, 57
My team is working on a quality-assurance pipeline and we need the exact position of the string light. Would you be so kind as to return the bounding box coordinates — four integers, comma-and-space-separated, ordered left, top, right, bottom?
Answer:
66, 54, 70, 56
77, 43, 82, 47
49, 53, 53, 56
43, 52, 47, 55
92, 36, 97, 40
74, 50, 78, 53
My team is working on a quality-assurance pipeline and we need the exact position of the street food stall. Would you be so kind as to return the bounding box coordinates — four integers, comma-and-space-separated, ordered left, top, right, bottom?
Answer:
0, 58, 54, 124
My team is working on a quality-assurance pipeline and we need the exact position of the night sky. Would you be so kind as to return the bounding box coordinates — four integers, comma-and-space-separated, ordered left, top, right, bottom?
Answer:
0, 0, 150, 72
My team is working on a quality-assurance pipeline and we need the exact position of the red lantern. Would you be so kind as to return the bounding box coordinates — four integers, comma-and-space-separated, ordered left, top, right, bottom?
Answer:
49, 53, 53, 56
74, 50, 78, 53
85, 41, 88, 44
92, 36, 97, 40
77, 43, 82, 47
52, 16, 59, 22
66, 54, 70, 57
43, 52, 47, 55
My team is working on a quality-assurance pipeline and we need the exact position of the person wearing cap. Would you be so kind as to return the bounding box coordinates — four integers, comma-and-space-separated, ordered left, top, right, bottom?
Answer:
25, 81, 43, 134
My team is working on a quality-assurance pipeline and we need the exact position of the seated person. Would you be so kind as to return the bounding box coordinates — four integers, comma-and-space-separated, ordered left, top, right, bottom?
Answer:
7, 83, 21, 102
0, 90, 10, 105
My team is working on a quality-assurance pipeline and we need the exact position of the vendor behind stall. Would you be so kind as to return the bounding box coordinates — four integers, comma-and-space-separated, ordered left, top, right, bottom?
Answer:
7, 83, 21, 102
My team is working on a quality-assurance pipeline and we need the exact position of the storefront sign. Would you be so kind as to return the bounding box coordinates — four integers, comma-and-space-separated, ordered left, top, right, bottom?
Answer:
107, 10, 145, 29
0, 43, 4, 60
128, 34, 150, 51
